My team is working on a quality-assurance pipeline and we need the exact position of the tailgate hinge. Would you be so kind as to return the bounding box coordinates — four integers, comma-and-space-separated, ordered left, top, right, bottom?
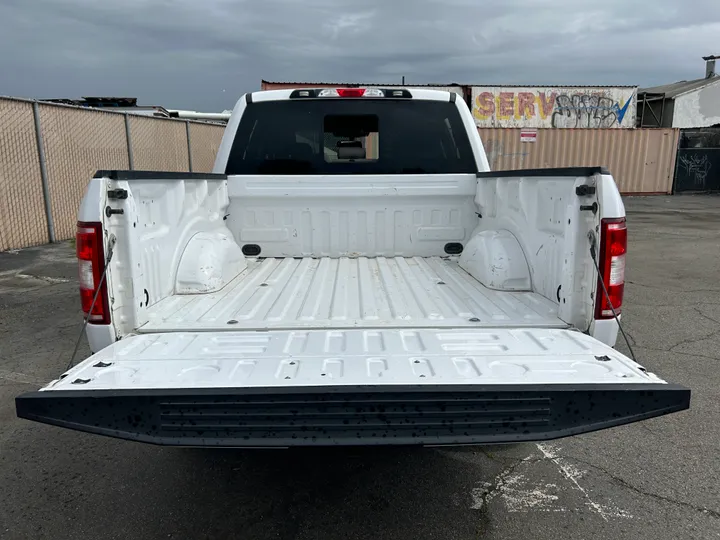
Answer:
575, 185, 596, 197
107, 188, 128, 200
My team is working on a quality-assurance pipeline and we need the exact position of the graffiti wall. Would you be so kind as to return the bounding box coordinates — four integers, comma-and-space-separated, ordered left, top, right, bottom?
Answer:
471, 86, 637, 128
676, 151, 717, 191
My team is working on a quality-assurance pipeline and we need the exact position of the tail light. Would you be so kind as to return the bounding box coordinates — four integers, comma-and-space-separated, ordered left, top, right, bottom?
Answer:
595, 218, 627, 319
76, 221, 110, 324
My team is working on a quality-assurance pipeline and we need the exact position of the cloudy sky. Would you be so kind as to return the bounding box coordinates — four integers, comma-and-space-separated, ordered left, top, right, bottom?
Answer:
1, 0, 719, 111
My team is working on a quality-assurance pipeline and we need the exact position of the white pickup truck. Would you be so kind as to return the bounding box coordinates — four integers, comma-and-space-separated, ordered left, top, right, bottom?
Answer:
16, 87, 689, 447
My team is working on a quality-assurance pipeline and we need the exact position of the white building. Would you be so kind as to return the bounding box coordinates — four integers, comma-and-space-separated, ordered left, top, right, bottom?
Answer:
638, 56, 720, 128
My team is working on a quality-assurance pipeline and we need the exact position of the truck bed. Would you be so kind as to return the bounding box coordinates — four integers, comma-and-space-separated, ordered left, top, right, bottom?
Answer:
141, 256, 567, 332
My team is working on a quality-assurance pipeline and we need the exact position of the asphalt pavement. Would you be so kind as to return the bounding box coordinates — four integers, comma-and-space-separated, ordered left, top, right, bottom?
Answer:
0, 195, 718, 539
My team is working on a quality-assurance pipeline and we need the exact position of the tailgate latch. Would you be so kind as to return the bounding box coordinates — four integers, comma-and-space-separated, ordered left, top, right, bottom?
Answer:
575, 185, 596, 197
107, 188, 128, 200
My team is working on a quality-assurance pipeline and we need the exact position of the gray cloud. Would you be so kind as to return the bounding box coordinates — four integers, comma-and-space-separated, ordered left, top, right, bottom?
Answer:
1, 0, 719, 110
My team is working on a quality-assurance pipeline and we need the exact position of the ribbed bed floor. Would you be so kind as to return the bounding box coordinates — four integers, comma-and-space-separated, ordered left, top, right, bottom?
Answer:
141, 257, 567, 332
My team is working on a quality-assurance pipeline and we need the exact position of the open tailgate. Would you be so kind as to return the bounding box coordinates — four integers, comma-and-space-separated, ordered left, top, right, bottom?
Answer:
16, 328, 689, 447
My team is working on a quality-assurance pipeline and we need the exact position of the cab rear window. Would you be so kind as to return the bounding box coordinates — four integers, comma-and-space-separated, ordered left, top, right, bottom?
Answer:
225, 99, 476, 175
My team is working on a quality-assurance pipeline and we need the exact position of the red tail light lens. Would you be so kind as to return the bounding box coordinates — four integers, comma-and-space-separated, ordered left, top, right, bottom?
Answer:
595, 218, 627, 319
336, 88, 366, 98
315, 88, 385, 98
76, 221, 110, 324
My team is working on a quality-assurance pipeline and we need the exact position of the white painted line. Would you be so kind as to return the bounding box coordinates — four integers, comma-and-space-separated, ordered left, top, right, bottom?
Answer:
0, 369, 45, 386
15, 274, 70, 284
470, 445, 632, 519
470, 455, 566, 513
471, 474, 567, 512
536, 443, 632, 520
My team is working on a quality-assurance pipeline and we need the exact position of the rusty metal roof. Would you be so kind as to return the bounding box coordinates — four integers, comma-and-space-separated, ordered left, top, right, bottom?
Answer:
639, 76, 720, 98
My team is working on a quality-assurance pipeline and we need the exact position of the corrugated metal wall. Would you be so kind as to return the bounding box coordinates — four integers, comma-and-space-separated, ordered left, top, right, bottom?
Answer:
478, 128, 680, 194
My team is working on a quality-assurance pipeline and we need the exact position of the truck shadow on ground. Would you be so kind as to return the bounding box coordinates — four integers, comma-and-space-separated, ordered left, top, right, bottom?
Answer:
154, 444, 527, 539
7, 421, 530, 539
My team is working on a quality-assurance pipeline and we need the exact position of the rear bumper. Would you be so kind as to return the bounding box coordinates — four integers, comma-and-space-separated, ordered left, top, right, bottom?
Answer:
16, 384, 690, 447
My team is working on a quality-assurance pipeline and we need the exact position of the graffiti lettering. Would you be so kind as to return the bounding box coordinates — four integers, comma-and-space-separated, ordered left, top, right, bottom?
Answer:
551, 94, 632, 128
474, 92, 559, 121
498, 92, 514, 118
475, 92, 494, 118
517, 92, 535, 119
679, 154, 711, 185
472, 87, 636, 128
537, 92, 556, 119
483, 138, 528, 168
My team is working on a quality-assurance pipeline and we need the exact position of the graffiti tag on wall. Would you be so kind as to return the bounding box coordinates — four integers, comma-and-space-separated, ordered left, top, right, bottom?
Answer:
675, 150, 720, 192
471, 87, 637, 128
679, 154, 712, 185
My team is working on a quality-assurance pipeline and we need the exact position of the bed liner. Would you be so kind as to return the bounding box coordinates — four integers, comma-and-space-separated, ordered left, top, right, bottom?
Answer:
141, 256, 567, 332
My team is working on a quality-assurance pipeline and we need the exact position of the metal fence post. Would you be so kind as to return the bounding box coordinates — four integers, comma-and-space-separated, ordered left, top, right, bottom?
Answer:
32, 102, 56, 243
124, 113, 134, 170
671, 130, 682, 194
185, 120, 193, 172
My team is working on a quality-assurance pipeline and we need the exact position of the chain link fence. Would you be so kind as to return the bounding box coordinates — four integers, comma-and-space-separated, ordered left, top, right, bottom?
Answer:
0, 97, 226, 251
0, 100, 48, 251
129, 116, 190, 172
39, 104, 130, 241
188, 122, 225, 173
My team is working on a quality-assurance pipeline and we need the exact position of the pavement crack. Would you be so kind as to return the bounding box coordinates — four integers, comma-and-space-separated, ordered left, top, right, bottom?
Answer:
628, 300, 720, 308
471, 456, 541, 510
622, 308, 720, 357
478, 448, 497, 461
625, 282, 720, 295
478, 448, 520, 463
668, 328, 720, 354
693, 307, 720, 326
564, 455, 720, 520
638, 422, 659, 437
536, 443, 632, 521
635, 345, 720, 362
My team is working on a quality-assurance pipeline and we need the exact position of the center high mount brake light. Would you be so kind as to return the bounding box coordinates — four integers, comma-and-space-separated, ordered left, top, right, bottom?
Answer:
318, 88, 384, 98
289, 88, 413, 99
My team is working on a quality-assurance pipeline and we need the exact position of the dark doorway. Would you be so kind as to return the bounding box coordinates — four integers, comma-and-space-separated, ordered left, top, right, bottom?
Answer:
675, 130, 720, 192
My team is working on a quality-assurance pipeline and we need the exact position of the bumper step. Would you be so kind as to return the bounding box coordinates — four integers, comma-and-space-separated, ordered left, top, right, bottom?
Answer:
16, 384, 690, 447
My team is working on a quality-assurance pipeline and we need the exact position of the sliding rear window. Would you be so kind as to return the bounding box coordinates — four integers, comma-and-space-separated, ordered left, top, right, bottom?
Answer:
225, 99, 476, 175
